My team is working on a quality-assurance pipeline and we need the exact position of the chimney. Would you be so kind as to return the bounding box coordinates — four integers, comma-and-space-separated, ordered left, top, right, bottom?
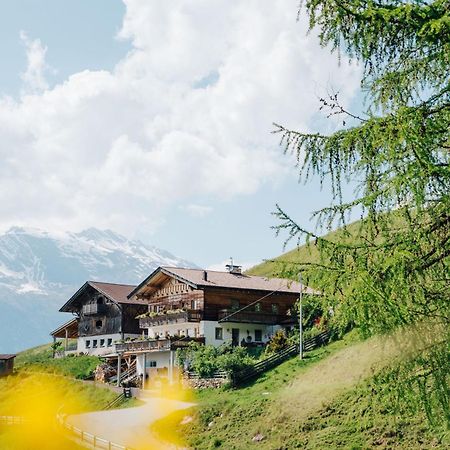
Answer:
203, 270, 208, 281
226, 264, 242, 275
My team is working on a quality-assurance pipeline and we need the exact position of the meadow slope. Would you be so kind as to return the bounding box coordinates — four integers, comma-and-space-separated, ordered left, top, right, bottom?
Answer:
154, 329, 446, 449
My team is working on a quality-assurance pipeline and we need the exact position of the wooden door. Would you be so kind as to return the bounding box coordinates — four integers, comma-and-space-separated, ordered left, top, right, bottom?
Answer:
232, 328, 240, 346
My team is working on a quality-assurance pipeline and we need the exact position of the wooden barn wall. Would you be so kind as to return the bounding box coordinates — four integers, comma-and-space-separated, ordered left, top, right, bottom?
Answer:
141, 278, 205, 311
76, 285, 143, 337
203, 288, 298, 321
122, 304, 148, 333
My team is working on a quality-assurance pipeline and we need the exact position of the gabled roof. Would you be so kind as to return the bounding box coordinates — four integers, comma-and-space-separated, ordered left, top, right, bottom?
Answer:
0, 354, 16, 360
50, 318, 78, 338
88, 281, 137, 304
59, 281, 137, 312
128, 266, 317, 299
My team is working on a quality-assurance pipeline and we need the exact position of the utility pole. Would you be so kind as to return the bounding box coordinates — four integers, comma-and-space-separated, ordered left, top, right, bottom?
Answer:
299, 272, 303, 360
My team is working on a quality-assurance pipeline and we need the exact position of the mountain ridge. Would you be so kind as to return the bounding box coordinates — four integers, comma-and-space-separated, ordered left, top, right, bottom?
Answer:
0, 227, 197, 353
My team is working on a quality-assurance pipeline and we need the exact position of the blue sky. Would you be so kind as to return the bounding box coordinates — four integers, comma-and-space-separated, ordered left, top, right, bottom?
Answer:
0, 0, 128, 95
0, 0, 362, 269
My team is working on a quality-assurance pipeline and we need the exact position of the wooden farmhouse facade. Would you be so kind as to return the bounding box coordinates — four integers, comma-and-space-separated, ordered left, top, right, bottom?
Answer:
116, 265, 314, 386
51, 281, 147, 357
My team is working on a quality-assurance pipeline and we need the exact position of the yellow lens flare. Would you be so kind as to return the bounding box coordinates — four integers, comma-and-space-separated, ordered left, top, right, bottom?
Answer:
0, 370, 193, 450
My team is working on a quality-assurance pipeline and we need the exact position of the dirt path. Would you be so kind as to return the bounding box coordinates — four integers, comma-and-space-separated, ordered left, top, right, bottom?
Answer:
67, 395, 194, 450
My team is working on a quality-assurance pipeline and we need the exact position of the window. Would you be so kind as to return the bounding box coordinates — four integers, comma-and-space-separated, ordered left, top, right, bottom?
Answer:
145, 360, 157, 368
107, 338, 113, 347
215, 327, 223, 340
86, 340, 91, 348
271, 303, 279, 314
95, 320, 103, 329
255, 330, 262, 342
254, 302, 262, 312
100, 339, 105, 347
92, 340, 98, 348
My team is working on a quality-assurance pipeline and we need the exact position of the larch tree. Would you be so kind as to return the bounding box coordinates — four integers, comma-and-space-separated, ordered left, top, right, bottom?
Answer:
274, 1, 449, 426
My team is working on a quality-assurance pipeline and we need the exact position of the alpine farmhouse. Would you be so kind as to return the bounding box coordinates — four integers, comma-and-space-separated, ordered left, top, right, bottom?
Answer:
52, 264, 314, 387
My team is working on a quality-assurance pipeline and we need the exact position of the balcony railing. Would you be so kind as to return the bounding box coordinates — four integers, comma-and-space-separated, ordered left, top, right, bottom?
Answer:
217, 309, 294, 325
139, 309, 202, 328
115, 337, 205, 353
82, 303, 107, 315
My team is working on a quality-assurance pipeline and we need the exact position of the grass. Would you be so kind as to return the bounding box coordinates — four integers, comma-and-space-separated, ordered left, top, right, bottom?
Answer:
0, 371, 129, 450
15, 342, 102, 379
246, 219, 364, 282
153, 331, 360, 447
0, 343, 142, 449
152, 330, 447, 449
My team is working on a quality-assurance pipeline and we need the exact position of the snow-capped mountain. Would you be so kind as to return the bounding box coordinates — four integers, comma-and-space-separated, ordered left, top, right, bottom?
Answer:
0, 227, 197, 353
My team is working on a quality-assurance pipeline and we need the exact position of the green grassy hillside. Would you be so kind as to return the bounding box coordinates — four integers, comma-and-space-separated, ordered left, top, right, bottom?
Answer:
247, 220, 363, 282
1, 344, 140, 449
153, 330, 447, 449
15, 342, 102, 379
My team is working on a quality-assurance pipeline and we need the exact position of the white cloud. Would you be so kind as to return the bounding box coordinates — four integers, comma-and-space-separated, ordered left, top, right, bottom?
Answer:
207, 259, 258, 272
19, 31, 50, 93
0, 1, 361, 236
180, 204, 213, 218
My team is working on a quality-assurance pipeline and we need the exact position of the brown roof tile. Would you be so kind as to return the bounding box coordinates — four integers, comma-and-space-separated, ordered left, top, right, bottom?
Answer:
88, 281, 138, 304
163, 267, 316, 294
0, 354, 16, 360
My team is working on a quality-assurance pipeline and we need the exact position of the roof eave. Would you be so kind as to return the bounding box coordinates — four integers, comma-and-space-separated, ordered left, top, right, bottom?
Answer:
127, 266, 198, 300
59, 281, 90, 312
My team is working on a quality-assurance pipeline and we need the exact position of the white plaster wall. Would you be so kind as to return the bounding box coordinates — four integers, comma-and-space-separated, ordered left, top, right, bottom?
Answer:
201, 321, 282, 347
146, 322, 201, 339
136, 351, 171, 378
77, 333, 140, 356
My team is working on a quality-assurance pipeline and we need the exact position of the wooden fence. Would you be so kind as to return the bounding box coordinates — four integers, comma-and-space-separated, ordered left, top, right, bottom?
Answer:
232, 331, 330, 386
186, 370, 229, 380
57, 413, 135, 450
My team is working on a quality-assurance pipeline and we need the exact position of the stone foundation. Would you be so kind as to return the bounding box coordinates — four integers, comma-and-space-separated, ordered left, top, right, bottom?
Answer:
182, 376, 230, 389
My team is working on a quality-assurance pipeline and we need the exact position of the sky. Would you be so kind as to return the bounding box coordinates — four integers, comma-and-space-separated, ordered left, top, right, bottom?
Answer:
0, 0, 362, 269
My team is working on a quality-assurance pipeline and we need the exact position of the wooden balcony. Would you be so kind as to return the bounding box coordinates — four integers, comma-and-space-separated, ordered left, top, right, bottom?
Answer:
115, 337, 205, 354
82, 303, 107, 315
217, 309, 294, 325
139, 309, 202, 328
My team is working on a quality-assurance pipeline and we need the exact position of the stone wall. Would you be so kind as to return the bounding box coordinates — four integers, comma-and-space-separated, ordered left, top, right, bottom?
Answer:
182, 375, 230, 389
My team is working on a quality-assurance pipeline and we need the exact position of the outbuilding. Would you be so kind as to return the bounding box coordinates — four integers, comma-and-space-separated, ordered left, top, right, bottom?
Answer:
0, 354, 16, 377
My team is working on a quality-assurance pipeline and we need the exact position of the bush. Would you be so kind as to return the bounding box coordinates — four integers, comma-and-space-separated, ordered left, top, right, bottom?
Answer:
177, 343, 255, 377
216, 346, 254, 373
264, 329, 288, 356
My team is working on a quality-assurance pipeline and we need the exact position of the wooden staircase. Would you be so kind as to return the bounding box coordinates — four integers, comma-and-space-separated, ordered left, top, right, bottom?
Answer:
108, 359, 137, 386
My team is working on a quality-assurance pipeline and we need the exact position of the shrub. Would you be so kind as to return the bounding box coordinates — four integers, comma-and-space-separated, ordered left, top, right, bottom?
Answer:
265, 329, 288, 356
216, 346, 254, 373
177, 343, 255, 377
